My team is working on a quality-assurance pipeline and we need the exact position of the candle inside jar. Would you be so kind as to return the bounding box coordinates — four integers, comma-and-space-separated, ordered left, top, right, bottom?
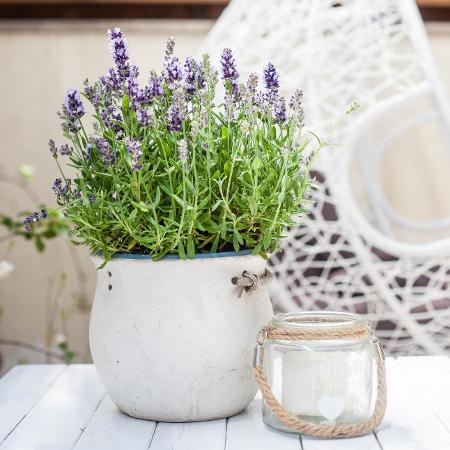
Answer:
281, 349, 373, 421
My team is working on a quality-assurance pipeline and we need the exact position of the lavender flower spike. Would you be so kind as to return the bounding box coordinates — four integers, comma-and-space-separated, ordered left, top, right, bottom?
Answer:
64, 89, 85, 120
165, 36, 175, 58
96, 138, 115, 166
137, 109, 154, 127
264, 62, 279, 91
246, 72, 258, 95
108, 27, 130, 80
289, 89, 305, 125
167, 104, 183, 132
23, 210, 46, 232
148, 74, 163, 97
273, 96, 287, 123
59, 143, 73, 156
220, 48, 239, 83
167, 88, 186, 132
163, 36, 180, 86
136, 109, 148, 126
49, 139, 57, 158
183, 57, 197, 94
125, 137, 143, 171
165, 56, 182, 85
178, 139, 189, 162
85, 143, 92, 159
52, 178, 63, 196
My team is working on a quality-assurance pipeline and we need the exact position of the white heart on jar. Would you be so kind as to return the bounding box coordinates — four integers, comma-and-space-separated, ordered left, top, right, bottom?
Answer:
317, 395, 345, 421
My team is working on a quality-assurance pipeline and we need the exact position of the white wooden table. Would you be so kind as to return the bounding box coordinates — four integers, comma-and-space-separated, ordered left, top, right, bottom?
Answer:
0, 357, 449, 450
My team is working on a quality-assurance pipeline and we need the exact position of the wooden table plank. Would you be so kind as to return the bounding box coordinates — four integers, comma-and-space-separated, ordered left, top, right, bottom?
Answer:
397, 356, 450, 433
1, 365, 104, 450
149, 418, 226, 450
302, 432, 381, 450
375, 358, 450, 450
0, 364, 66, 445
225, 397, 300, 450
0, 358, 449, 449
74, 395, 156, 450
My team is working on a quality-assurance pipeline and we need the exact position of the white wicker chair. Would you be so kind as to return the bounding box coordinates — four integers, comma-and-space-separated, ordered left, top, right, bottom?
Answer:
201, 0, 450, 355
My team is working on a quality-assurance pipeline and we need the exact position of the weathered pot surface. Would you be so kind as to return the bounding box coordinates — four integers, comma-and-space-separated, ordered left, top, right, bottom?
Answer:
89, 250, 273, 422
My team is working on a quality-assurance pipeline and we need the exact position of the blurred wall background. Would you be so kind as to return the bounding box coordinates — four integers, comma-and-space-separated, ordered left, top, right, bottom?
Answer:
0, 17, 449, 374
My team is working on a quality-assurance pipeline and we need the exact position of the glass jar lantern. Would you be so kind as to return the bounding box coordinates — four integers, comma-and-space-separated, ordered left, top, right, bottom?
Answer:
254, 312, 386, 438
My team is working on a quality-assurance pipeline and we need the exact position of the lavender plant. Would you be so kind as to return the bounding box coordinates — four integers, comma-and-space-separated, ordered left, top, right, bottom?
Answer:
40, 29, 320, 261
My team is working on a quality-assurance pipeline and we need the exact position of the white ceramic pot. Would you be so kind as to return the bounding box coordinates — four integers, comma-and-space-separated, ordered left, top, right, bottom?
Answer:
89, 250, 273, 421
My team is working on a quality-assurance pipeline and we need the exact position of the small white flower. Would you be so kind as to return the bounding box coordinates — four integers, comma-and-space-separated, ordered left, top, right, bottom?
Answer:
0, 260, 14, 279
54, 334, 67, 346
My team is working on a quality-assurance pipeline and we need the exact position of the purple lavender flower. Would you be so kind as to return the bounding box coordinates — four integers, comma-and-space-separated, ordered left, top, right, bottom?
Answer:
264, 62, 279, 91
63, 89, 85, 119
59, 89, 84, 132
83, 79, 102, 109
100, 105, 123, 136
85, 143, 92, 159
172, 87, 187, 118
49, 139, 57, 158
104, 68, 122, 93
138, 84, 153, 106
165, 56, 182, 85
183, 57, 197, 94
165, 37, 175, 58
52, 178, 64, 196
167, 87, 187, 132
241, 72, 258, 108
163, 38, 179, 85
148, 74, 163, 98
289, 89, 303, 110
125, 65, 143, 109
289, 89, 304, 125
246, 72, 258, 96
23, 210, 45, 232
125, 138, 143, 171
83, 79, 96, 99
221, 48, 239, 83
108, 27, 130, 80
96, 138, 115, 166
136, 109, 154, 127
167, 103, 182, 132
23, 218, 32, 232
52, 178, 72, 203
59, 144, 73, 156
253, 91, 271, 114
196, 61, 206, 90
273, 96, 286, 123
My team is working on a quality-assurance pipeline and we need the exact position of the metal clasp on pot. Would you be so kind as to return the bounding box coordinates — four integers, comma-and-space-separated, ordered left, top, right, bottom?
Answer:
253, 326, 268, 368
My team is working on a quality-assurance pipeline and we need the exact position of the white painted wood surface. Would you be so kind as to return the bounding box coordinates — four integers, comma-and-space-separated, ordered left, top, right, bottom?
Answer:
0, 357, 449, 450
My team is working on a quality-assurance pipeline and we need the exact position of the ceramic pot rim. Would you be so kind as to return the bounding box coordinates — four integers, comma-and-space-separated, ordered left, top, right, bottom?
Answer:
94, 249, 256, 261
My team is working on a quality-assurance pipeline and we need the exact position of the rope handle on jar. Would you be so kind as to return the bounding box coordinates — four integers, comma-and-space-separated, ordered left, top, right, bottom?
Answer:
231, 269, 273, 298
252, 323, 387, 438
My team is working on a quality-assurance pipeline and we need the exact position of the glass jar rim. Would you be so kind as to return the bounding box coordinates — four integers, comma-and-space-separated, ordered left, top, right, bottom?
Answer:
271, 311, 367, 329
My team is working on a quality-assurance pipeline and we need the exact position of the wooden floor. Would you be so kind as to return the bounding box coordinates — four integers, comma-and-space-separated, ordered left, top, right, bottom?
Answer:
0, 357, 449, 449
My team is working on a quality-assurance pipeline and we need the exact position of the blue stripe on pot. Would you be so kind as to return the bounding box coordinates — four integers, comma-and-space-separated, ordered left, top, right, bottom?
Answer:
99, 249, 254, 260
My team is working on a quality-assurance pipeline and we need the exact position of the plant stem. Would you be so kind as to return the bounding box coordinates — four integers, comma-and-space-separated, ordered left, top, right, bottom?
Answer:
0, 339, 66, 361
